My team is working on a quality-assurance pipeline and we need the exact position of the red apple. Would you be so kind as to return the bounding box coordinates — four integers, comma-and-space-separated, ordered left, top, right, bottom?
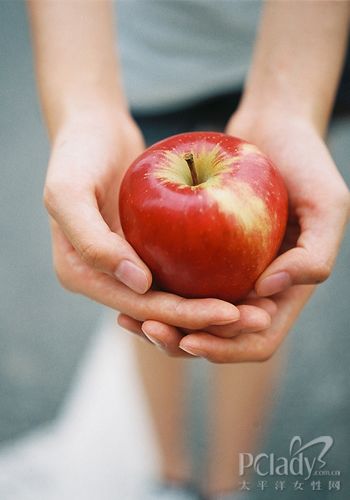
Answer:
119, 132, 288, 303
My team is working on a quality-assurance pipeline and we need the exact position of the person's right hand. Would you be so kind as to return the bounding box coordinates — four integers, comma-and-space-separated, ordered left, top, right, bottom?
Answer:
45, 109, 152, 293
45, 109, 262, 333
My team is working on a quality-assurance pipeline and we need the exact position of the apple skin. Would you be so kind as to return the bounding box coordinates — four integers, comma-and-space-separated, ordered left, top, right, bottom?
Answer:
119, 132, 288, 303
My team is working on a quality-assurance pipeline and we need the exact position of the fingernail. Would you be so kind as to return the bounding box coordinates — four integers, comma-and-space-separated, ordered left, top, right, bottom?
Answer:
115, 260, 149, 294
143, 332, 166, 349
179, 343, 203, 357
213, 317, 239, 326
214, 306, 240, 325
258, 271, 291, 296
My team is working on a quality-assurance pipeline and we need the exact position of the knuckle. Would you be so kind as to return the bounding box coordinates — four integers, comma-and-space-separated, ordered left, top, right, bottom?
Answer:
79, 242, 104, 269
174, 297, 186, 316
54, 263, 77, 292
312, 259, 332, 283
256, 344, 275, 362
43, 184, 55, 213
43, 182, 64, 216
174, 298, 195, 328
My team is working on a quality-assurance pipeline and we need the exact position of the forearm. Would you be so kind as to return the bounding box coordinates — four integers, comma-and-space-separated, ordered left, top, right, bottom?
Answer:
27, 0, 126, 137
239, 0, 350, 133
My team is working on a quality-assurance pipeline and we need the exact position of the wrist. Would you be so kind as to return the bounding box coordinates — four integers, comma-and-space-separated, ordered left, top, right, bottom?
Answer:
229, 98, 324, 142
44, 87, 129, 140
50, 103, 144, 173
237, 78, 331, 138
50, 100, 135, 142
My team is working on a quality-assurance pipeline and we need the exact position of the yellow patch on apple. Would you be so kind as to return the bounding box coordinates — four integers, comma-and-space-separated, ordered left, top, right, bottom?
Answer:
209, 181, 271, 244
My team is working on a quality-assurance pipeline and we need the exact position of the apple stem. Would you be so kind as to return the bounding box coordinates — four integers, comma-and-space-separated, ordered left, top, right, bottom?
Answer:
184, 152, 199, 186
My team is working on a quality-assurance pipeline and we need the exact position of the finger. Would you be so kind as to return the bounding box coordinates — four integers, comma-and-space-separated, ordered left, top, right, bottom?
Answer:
52, 224, 240, 329
179, 285, 315, 363
240, 297, 278, 317
203, 302, 273, 338
117, 313, 144, 336
140, 300, 275, 354
180, 331, 269, 363
45, 184, 152, 294
117, 313, 153, 344
141, 321, 193, 357
256, 196, 349, 296
121, 291, 240, 330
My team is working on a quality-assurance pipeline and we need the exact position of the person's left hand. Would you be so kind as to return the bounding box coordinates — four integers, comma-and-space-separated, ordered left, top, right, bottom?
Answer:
117, 110, 349, 362
118, 284, 314, 362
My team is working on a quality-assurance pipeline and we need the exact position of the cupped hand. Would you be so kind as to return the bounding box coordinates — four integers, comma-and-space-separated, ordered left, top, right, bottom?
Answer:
117, 295, 276, 359
45, 109, 254, 332
118, 285, 314, 362
118, 111, 349, 363
45, 109, 152, 293
226, 111, 350, 297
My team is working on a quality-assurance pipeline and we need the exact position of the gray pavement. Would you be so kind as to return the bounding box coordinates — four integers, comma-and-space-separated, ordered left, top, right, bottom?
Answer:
1, 2, 350, 500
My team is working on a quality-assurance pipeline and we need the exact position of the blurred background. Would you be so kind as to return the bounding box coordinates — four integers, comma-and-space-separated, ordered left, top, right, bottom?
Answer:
0, 2, 350, 499
0, 2, 100, 443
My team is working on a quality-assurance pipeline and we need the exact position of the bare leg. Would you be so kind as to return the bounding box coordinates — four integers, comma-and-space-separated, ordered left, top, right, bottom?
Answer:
132, 337, 192, 483
204, 353, 283, 496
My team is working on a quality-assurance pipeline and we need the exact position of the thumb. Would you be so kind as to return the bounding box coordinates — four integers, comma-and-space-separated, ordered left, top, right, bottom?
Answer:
255, 203, 348, 297
44, 185, 152, 294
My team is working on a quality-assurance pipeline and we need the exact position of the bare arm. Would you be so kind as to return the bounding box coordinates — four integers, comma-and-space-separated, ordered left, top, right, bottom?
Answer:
28, 0, 126, 136
240, 0, 350, 135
